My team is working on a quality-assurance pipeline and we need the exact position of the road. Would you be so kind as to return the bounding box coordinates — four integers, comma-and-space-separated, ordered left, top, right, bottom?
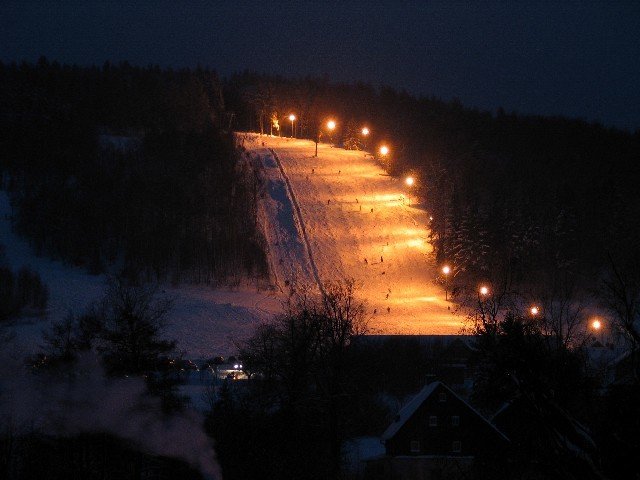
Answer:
246, 133, 461, 334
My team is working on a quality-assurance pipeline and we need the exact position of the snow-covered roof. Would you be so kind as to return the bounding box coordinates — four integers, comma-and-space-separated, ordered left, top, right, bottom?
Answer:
382, 381, 509, 442
382, 382, 440, 440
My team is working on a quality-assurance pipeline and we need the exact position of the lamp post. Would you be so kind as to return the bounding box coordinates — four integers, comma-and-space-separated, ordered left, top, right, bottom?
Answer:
442, 265, 451, 300
530, 305, 540, 317
289, 114, 296, 138
361, 126, 370, 151
315, 119, 337, 157
590, 317, 603, 344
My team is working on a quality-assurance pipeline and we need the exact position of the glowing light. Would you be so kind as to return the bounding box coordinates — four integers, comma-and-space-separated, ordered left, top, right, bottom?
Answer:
405, 176, 415, 186
407, 238, 424, 248
327, 120, 336, 130
379, 145, 389, 155
479, 286, 489, 296
530, 306, 539, 316
591, 319, 602, 330
361, 127, 370, 135
442, 265, 451, 275
289, 114, 296, 121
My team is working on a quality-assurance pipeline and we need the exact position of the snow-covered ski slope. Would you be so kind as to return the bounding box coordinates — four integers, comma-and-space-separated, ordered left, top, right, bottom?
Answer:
245, 133, 461, 334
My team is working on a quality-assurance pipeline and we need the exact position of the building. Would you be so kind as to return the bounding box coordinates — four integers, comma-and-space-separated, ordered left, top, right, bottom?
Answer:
365, 381, 509, 480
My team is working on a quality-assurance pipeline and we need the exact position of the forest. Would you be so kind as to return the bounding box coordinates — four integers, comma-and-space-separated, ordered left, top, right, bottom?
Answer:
0, 58, 268, 285
225, 71, 640, 297
1, 59, 640, 480
2, 60, 639, 294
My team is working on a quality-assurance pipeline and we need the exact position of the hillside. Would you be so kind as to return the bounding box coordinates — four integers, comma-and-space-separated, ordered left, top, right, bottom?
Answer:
245, 133, 459, 334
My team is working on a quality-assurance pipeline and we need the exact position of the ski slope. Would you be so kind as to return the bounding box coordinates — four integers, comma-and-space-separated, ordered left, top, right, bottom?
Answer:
3, 132, 461, 361
245, 133, 461, 334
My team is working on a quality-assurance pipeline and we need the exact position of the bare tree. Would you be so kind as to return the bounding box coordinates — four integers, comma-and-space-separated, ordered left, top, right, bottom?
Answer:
600, 255, 640, 383
237, 278, 368, 476
97, 277, 175, 376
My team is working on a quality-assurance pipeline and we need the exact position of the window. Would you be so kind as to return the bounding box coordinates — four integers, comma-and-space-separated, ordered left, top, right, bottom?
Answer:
452, 441, 462, 453
438, 392, 447, 402
451, 415, 460, 427
410, 440, 420, 453
429, 415, 438, 427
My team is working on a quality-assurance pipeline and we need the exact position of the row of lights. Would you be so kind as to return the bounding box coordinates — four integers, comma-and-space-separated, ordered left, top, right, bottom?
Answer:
289, 116, 393, 160
441, 264, 603, 332
288, 116, 603, 336
289, 117, 420, 187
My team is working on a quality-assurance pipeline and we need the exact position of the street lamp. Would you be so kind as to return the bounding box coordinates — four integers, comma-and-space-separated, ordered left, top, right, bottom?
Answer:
315, 119, 337, 157
379, 145, 389, 156
591, 318, 603, 344
479, 285, 489, 297
442, 265, 451, 300
289, 114, 296, 138
360, 126, 370, 151
530, 305, 540, 317
405, 176, 415, 187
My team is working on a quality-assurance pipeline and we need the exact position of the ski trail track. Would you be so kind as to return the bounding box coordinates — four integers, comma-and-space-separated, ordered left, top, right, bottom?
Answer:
248, 134, 463, 335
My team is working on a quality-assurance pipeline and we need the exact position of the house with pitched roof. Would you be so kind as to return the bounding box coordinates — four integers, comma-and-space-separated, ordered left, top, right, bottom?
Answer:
364, 381, 509, 480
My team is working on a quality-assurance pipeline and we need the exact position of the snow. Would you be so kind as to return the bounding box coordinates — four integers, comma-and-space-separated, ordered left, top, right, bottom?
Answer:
343, 436, 385, 474
381, 381, 440, 440
2, 131, 464, 361
244, 133, 462, 335
381, 381, 509, 442
0, 190, 280, 358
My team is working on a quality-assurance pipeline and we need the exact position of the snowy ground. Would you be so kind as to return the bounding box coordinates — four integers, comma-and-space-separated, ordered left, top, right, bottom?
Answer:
2, 133, 463, 360
243, 133, 462, 334
0, 190, 281, 359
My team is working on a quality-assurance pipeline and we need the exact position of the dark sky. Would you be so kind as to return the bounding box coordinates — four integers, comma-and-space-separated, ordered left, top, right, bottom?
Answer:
2, 1, 639, 131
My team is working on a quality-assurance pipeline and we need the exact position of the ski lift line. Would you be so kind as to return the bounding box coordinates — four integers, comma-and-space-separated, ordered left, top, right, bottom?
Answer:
268, 148, 326, 297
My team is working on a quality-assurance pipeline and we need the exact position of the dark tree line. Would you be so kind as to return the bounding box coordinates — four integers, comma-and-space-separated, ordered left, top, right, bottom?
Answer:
0, 432, 204, 480
225, 72, 640, 293
0, 58, 268, 284
210, 280, 370, 480
0, 246, 48, 322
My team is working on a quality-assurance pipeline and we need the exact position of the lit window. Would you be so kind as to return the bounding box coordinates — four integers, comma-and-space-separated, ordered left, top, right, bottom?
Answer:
439, 392, 447, 402
429, 415, 438, 427
410, 440, 420, 453
452, 441, 462, 453
451, 416, 460, 426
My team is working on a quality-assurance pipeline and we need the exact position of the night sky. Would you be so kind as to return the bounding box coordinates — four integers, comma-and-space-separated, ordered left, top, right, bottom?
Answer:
2, 1, 639, 130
